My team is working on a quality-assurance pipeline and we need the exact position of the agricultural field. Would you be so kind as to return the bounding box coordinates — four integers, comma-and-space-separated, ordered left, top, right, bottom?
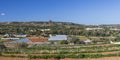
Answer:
1, 44, 120, 60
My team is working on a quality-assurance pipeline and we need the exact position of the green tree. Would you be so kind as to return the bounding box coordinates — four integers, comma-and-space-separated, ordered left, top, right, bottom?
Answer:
60, 40, 68, 44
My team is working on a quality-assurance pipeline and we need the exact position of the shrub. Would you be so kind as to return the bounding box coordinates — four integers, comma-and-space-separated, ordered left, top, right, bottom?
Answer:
0, 51, 2, 56
53, 55, 65, 59
15, 42, 28, 48
89, 54, 103, 58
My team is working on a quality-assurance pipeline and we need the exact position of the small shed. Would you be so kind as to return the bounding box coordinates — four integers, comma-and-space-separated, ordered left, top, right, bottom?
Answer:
82, 40, 91, 44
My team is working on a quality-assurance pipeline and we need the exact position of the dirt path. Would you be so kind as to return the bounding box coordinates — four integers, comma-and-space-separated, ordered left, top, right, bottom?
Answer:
0, 56, 120, 60
78, 57, 120, 60
0, 57, 29, 60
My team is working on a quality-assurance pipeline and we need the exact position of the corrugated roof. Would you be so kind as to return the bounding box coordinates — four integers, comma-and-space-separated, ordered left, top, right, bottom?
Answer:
9, 38, 31, 43
5, 37, 48, 44
27, 37, 48, 42
48, 35, 67, 41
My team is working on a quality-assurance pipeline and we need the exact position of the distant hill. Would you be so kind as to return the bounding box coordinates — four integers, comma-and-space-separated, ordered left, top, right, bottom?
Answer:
0, 22, 85, 35
0, 22, 85, 29
1, 22, 120, 37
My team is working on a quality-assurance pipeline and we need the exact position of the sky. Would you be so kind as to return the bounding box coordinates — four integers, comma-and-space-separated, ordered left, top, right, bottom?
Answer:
0, 0, 120, 24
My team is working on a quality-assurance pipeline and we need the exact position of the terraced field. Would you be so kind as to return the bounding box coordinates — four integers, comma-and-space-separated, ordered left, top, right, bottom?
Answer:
1, 44, 120, 60
1, 56, 120, 60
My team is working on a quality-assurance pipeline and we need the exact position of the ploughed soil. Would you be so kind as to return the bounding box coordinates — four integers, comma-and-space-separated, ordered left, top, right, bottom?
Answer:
0, 57, 120, 60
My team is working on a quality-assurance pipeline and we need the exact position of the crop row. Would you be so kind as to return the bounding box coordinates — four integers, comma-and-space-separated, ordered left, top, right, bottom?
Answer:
2, 53, 120, 59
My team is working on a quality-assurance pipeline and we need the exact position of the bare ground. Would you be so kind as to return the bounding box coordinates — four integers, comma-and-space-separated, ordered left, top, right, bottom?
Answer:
0, 56, 120, 60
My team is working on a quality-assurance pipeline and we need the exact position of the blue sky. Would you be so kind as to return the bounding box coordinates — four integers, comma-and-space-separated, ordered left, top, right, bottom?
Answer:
0, 0, 120, 24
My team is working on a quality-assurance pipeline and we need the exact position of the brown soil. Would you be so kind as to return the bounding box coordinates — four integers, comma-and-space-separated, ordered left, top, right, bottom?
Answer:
0, 57, 29, 60
0, 56, 120, 60
81, 57, 120, 60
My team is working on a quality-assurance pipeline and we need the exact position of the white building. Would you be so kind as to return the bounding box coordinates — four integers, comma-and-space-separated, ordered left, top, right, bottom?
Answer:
86, 28, 103, 30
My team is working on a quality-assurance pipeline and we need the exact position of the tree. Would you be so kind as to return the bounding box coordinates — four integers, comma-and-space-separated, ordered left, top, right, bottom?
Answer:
69, 36, 80, 44
15, 42, 28, 48
60, 40, 68, 44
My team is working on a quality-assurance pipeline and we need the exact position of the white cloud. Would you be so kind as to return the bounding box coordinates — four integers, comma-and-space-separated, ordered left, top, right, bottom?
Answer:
1, 13, 5, 16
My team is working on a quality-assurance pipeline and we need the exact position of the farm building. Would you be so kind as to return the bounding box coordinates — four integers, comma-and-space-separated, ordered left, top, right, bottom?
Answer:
48, 35, 68, 44
14, 34, 27, 38
3, 38, 30, 48
1, 38, 20, 40
27, 37, 48, 44
4, 37, 48, 48
49, 35, 68, 41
